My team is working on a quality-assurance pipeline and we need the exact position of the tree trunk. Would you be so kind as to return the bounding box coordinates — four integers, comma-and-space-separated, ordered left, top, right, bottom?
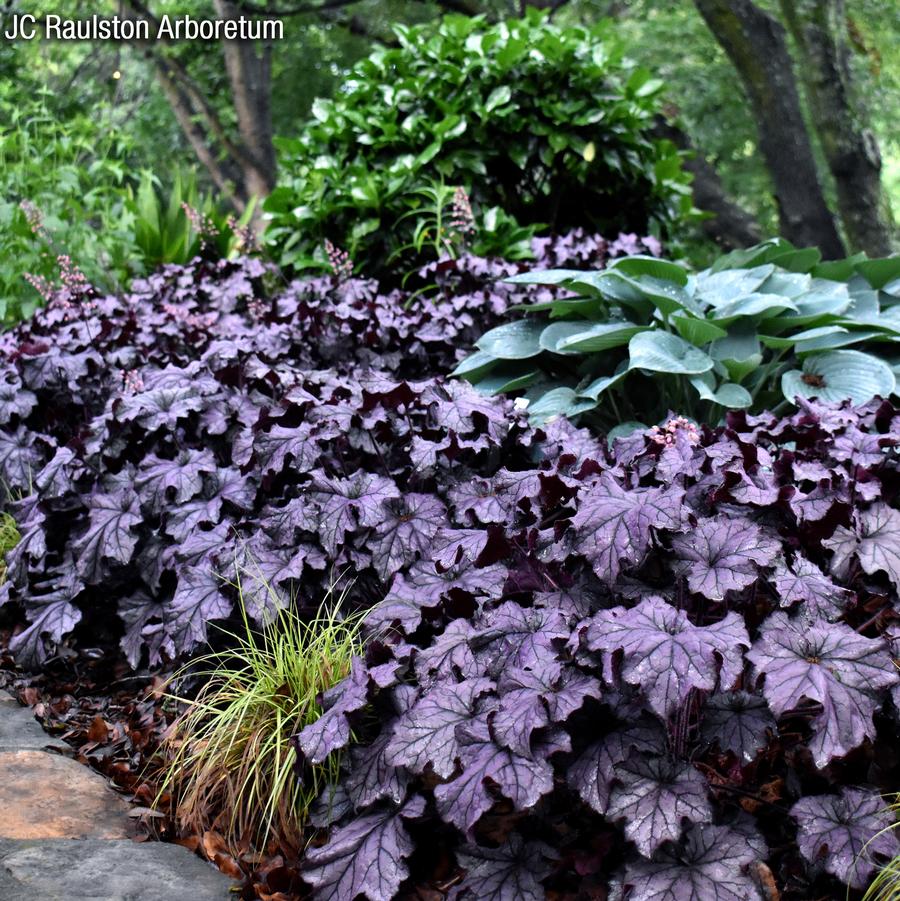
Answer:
693, 0, 845, 258
654, 118, 763, 250
213, 0, 277, 200
779, 0, 893, 256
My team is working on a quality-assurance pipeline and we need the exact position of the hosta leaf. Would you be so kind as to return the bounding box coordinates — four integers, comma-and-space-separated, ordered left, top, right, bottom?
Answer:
541, 320, 644, 353
621, 823, 767, 901
609, 255, 689, 286
696, 264, 776, 300
451, 349, 498, 380
628, 331, 714, 376
578, 369, 627, 401
689, 374, 752, 409
747, 612, 898, 767
476, 320, 545, 359
759, 325, 847, 349
471, 367, 540, 396
525, 386, 596, 423
782, 350, 895, 405
791, 788, 900, 889
670, 311, 727, 345
783, 278, 852, 324
794, 328, 882, 354
856, 257, 900, 290
607, 755, 712, 857
302, 795, 426, 901
709, 324, 763, 382
504, 268, 585, 286
712, 292, 798, 321
605, 271, 695, 318
671, 517, 780, 599
581, 596, 749, 718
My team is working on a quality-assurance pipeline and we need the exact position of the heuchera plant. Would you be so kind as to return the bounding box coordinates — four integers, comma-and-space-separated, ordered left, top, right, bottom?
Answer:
296, 400, 900, 899
0, 231, 653, 667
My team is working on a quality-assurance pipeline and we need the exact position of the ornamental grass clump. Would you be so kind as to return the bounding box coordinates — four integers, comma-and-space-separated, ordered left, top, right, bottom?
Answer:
864, 807, 900, 901
157, 574, 364, 853
0, 512, 20, 584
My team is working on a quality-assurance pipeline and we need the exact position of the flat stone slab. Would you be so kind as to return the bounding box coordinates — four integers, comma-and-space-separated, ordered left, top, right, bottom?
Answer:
0, 692, 67, 753
0, 751, 133, 840
0, 839, 234, 900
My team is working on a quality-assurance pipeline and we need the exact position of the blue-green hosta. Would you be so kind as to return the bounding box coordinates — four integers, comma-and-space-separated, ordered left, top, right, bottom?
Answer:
454, 238, 900, 428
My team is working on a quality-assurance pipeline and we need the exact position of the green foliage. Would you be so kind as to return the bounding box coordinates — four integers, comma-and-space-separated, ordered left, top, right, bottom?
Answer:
456, 238, 900, 428
128, 169, 258, 269
265, 11, 694, 277
0, 90, 140, 324
157, 573, 365, 853
0, 512, 20, 586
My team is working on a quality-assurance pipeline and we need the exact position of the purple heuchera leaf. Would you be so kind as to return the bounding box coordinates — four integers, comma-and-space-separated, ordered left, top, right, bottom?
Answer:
607, 755, 713, 857
433, 722, 555, 834
571, 475, 684, 582
567, 720, 667, 816
298, 657, 372, 764
621, 822, 767, 901
384, 676, 494, 778
699, 691, 775, 762
791, 787, 900, 888
8, 573, 83, 667
301, 794, 426, 901
344, 730, 411, 810
452, 835, 558, 900
580, 596, 749, 718
492, 659, 600, 757
73, 490, 143, 582
747, 612, 899, 767
671, 517, 780, 600
370, 493, 447, 580
825, 502, 900, 589
166, 565, 232, 651
773, 555, 853, 621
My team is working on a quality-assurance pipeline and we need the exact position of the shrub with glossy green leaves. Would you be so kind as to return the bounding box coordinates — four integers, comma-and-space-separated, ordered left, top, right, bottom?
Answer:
455, 238, 900, 430
264, 11, 693, 278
